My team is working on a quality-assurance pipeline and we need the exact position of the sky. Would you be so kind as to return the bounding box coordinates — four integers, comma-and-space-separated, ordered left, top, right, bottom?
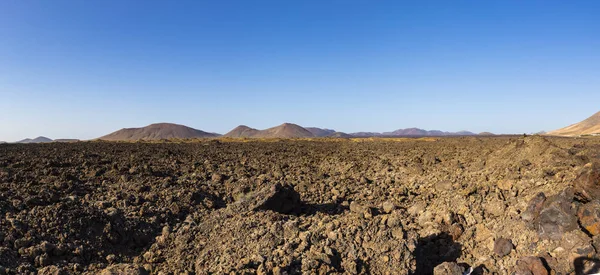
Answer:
1, 0, 599, 141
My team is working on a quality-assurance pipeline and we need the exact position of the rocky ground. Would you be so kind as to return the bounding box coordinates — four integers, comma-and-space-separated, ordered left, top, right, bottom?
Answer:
1, 136, 600, 274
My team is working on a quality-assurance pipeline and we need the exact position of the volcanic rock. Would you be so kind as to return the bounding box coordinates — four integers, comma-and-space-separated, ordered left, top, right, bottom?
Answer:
574, 162, 600, 202
514, 256, 549, 275
522, 193, 546, 222
493, 238, 514, 257
578, 200, 600, 236
433, 262, 464, 275
533, 189, 578, 240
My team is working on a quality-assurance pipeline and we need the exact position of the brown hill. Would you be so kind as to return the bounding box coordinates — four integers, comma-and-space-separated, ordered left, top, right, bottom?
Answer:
99, 123, 220, 141
306, 127, 336, 137
548, 111, 600, 136
224, 123, 315, 138
252, 123, 315, 138
327, 132, 353, 138
223, 125, 260, 138
17, 136, 53, 143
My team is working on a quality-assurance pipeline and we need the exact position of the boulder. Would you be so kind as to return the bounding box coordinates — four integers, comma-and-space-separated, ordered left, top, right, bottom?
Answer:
574, 162, 600, 202
534, 189, 578, 240
578, 200, 600, 236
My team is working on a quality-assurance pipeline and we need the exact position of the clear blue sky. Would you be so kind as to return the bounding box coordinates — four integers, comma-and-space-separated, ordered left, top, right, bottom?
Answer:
1, 1, 599, 141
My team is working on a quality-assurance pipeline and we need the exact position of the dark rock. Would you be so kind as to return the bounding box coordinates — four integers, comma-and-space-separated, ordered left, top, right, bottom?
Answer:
248, 183, 302, 214
574, 162, 600, 202
433, 262, 464, 275
493, 238, 513, 257
578, 200, 600, 236
522, 193, 546, 221
514, 256, 549, 275
534, 188, 578, 240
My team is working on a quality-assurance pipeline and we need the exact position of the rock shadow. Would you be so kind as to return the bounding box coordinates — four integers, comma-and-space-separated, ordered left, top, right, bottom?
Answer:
255, 184, 348, 216
411, 232, 462, 275
574, 257, 600, 275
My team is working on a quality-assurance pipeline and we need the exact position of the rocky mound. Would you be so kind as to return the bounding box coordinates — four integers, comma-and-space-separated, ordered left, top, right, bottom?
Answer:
225, 123, 315, 138
252, 123, 314, 138
223, 125, 260, 138
306, 127, 336, 137
549, 110, 600, 136
17, 137, 53, 143
99, 123, 219, 141
327, 132, 353, 138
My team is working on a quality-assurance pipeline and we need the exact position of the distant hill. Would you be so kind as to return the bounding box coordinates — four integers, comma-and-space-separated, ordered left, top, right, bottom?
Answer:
223, 125, 260, 138
383, 128, 476, 136
252, 123, 315, 138
350, 132, 383, 137
327, 132, 353, 138
548, 111, 600, 136
478, 132, 495, 136
99, 123, 220, 141
306, 127, 336, 137
17, 136, 53, 143
224, 123, 315, 138
351, 128, 476, 137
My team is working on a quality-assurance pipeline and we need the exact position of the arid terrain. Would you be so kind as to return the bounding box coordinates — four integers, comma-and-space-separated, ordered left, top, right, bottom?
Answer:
2, 136, 600, 274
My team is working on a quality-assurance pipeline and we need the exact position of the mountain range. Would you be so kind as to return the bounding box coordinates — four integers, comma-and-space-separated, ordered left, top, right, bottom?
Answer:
17, 136, 53, 143
7, 122, 492, 142
548, 111, 600, 136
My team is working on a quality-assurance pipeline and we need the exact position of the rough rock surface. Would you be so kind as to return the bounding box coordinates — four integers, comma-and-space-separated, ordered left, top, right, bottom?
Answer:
433, 262, 464, 275
1, 136, 600, 274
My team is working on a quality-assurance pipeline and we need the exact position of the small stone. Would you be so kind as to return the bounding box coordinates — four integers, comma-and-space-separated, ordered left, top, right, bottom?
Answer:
106, 254, 117, 263
349, 201, 363, 214
38, 253, 52, 266
498, 179, 514, 191
448, 223, 463, 241
143, 251, 156, 263
484, 198, 506, 217
14, 237, 31, 249
382, 201, 395, 213
514, 256, 548, 275
211, 173, 224, 183
433, 262, 465, 275
435, 181, 453, 191
493, 238, 514, 257
272, 266, 282, 275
